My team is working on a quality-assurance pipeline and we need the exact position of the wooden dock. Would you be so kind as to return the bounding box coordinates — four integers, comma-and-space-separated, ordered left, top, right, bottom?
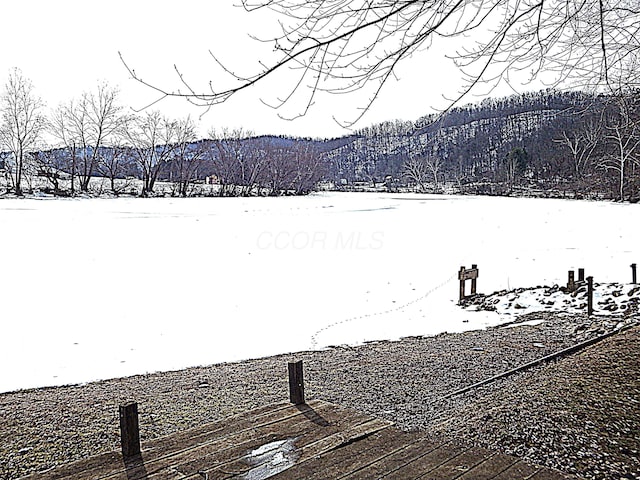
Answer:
21, 399, 575, 480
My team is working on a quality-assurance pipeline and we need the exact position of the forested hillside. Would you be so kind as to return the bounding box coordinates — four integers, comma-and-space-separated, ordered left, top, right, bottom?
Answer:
2, 88, 638, 200
318, 89, 639, 201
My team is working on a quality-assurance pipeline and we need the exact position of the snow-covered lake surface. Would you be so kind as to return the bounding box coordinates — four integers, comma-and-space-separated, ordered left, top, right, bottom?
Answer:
1, 193, 637, 393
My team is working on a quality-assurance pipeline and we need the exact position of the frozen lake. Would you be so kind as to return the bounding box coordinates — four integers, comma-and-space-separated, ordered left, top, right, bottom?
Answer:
0, 192, 637, 393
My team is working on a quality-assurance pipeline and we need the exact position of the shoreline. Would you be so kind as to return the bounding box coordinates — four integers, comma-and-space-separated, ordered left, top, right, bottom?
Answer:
2, 312, 638, 480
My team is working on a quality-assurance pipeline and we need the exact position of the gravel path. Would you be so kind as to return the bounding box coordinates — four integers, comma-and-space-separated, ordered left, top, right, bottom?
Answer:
1, 312, 637, 480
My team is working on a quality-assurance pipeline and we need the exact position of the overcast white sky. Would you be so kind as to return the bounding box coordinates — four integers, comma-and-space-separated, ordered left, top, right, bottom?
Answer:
1, 1, 535, 139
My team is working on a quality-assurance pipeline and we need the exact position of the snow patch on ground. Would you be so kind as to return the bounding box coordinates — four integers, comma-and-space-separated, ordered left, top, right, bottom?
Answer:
462, 283, 640, 317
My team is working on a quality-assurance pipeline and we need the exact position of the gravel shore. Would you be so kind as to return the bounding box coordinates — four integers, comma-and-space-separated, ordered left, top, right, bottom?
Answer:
1, 312, 638, 480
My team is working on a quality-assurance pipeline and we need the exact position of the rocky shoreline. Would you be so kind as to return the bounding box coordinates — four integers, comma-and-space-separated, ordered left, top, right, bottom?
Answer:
1, 312, 638, 480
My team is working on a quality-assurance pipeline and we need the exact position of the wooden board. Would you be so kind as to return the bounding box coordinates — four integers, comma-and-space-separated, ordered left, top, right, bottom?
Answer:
459, 268, 479, 281
20, 400, 575, 480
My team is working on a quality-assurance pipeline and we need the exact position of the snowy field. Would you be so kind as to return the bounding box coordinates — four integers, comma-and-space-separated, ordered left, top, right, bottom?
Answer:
0, 192, 637, 393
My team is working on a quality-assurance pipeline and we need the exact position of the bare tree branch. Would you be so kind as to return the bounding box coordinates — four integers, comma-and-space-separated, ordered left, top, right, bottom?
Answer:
121, 0, 640, 125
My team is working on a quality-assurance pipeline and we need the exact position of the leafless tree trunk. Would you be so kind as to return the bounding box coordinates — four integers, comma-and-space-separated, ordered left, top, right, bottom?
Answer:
556, 120, 601, 181
208, 128, 255, 196
424, 156, 443, 191
288, 143, 324, 194
600, 94, 640, 201
96, 146, 133, 194
49, 84, 122, 193
402, 157, 429, 192
50, 103, 79, 195
171, 117, 205, 197
0, 69, 45, 196
32, 151, 65, 193
122, 111, 180, 195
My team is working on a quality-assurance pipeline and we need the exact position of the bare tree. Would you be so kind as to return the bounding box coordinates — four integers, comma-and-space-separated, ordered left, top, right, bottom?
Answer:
288, 143, 324, 194
0, 69, 45, 196
122, 111, 180, 195
96, 146, 134, 194
599, 93, 640, 201
402, 157, 429, 192
122, 1, 640, 124
262, 143, 298, 195
170, 117, 206, 197
32, 150, 67, 193
76, 85, 123, 192
424, 155, 443, 190
49, 85, 123, 193
207, 128, 257, 196
556, 119, 602, 181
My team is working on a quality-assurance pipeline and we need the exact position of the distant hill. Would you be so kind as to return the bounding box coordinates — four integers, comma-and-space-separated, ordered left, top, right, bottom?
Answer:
316, 90, 602, 187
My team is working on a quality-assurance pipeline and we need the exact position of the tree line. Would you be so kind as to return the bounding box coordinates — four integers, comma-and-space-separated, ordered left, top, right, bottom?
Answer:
323, 89, 640, 201
2, 68, 639, 202
0, 69, 325, 197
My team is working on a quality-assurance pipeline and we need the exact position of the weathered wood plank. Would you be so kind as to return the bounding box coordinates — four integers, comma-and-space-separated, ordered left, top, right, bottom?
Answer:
340, 434, 445, 480
20, 400, 572, 480
110, 401, 347, 480
491, 460, 541, 479
419, 447, 495, 479
270, 428, 411, 480
458, 268, 479, 281
191, 413, 389, 479
20, 401, 308, 480
456, 452, 519, 480
45, 401, 329, 480
381, 442, 469, 480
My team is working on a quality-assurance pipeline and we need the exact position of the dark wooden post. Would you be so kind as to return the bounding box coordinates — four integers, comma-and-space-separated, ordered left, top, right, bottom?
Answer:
587, 276, 594, 316
288, 361, 305, 405
458, 266, 466, 304
119, 402, 141, 459
578, 268, 585, 282
632, 263, 637, 284
470, 264, 478, 295
567, 270, 575, 292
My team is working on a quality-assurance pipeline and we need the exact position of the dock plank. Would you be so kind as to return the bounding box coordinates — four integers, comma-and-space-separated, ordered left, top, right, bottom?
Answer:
19, 400, 574, 480
456, 451, 519, 479
419, 447, 495, 479
271, 428, 411, 480
118, 401, 351, 479
22, 401, 318, 480
193, 414, 390, 478
381, 442, 470, 480
340, 434, 445, 480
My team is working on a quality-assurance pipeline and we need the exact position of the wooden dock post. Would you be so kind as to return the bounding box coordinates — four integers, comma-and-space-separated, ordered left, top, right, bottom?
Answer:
587, 276, 594, 316
578, 268, 585, 282
470, 264, 478, 295
119, 402, 141, 459
567, 270, 575, 292
288, 361, 305, 405
632, 263, 637, 284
